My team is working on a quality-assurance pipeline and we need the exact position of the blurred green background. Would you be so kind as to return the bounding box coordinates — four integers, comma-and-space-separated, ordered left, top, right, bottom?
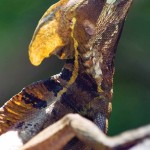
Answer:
0, 0, 149, 135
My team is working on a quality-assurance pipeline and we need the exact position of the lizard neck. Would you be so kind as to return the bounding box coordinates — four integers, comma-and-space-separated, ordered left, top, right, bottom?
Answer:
53, 55, 111, 133
79, 44, 114, 102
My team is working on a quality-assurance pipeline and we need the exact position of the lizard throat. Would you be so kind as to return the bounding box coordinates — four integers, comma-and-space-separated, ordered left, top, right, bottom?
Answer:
56, 17, 79, 99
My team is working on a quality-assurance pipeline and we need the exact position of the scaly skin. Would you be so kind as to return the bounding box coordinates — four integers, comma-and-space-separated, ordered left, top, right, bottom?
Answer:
0, 0, 133, 149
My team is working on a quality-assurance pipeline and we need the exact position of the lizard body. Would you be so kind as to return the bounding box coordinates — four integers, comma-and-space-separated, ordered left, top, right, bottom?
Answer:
0, 0, 133, 149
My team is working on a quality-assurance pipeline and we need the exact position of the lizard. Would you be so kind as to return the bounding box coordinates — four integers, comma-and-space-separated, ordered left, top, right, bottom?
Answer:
0, 0, 133, 149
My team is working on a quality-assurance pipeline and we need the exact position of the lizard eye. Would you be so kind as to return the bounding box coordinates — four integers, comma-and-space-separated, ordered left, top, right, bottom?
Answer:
83, 20, 95, 36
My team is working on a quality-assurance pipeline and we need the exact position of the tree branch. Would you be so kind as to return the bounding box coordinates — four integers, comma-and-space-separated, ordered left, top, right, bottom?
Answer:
21, 114, 150, 150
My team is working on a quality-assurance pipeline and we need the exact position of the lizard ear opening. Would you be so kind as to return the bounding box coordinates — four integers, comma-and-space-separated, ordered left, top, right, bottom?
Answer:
29, 1, 71, 66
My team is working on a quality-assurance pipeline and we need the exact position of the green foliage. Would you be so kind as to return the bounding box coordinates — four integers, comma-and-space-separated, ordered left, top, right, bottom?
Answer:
0, 0, 149, 135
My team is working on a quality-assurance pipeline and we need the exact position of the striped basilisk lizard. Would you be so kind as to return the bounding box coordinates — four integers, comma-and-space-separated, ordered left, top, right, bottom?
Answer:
0, 0, 133, 149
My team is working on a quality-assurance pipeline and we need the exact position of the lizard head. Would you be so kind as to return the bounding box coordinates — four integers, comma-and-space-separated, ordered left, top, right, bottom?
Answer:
29, 0, 132, 66
73, 0, 133, 85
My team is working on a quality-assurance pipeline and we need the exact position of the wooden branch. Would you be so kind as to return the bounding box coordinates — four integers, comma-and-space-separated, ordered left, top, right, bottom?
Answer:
21, 114, 150, 150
